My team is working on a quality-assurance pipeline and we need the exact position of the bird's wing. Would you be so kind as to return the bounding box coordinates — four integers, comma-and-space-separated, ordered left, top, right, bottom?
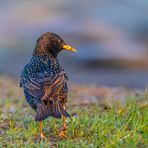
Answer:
21, 71, 65, 100
41, 71, 65, 100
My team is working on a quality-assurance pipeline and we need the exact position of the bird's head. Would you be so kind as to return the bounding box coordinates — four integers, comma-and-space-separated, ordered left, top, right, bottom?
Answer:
34, 32, 77, 57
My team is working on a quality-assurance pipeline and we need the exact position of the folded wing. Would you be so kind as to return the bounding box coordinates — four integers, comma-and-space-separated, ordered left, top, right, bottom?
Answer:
21, 71, 65, 100
21, 70, 70, 121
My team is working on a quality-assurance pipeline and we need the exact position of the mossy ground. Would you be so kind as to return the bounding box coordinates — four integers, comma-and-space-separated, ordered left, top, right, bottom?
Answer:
0, 77, 148, 148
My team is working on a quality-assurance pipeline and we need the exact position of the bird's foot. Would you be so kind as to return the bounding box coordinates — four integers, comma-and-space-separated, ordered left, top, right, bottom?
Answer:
59, 126, 68, 138
40, 133, 46, 140
59, 130, 67, 138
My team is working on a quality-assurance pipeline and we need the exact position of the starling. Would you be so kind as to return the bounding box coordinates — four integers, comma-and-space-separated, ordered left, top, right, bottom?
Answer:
20, 32, 77, 139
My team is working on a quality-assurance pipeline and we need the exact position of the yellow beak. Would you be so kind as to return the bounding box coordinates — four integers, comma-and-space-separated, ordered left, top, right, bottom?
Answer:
62, 45, 77, 52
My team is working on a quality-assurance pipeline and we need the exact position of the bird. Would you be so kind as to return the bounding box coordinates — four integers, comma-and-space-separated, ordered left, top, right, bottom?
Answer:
20, 32, 77, 139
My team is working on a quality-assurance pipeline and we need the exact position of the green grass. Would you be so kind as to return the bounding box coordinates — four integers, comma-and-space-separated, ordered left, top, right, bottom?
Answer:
0, 77, 147, 148
0, 94, 148, 148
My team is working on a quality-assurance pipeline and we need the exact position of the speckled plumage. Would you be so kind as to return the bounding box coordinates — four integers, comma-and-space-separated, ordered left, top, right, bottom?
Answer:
20, 32, 71, 121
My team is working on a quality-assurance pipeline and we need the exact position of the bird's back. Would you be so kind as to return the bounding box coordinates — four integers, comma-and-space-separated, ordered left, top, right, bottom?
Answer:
21, 55, 61, 80
20, 55, 68, 112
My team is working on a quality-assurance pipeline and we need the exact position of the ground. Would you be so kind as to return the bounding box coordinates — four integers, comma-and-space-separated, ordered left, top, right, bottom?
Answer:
0, 76, 148, 148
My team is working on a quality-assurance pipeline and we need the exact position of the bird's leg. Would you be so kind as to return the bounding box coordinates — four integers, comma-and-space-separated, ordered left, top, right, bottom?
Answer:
62, 115, 68, 130
63, 105, 68, 130
59, 106, 68, 138
40, 121, 46, 139
59, 116, 68, 138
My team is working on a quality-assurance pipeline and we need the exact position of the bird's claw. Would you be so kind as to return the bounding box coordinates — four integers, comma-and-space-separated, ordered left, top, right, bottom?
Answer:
40, 133, 46, 140
59, 130, 67, 138
59, 126, 68, 138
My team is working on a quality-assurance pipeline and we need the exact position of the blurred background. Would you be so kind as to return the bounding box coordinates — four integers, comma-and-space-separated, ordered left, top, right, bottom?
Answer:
0, 0, 148, 89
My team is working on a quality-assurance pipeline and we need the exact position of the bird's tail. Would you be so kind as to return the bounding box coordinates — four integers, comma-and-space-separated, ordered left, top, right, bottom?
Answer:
35, 101, 70, 121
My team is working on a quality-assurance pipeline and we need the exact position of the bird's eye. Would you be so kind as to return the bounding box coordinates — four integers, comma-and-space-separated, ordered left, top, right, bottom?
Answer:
58, 40, 61, 43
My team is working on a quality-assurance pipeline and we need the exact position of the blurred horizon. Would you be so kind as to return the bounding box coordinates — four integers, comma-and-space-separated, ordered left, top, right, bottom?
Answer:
0, 0, 148, 88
